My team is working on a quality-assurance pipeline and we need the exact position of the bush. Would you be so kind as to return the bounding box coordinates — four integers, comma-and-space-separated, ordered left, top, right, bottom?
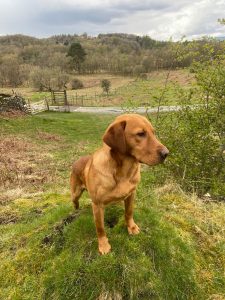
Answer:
158, 105, 224, 195
70, 78, 84, 90
101, 79, 111, 94
139, 73, 148, 80
154, 55, 225, 196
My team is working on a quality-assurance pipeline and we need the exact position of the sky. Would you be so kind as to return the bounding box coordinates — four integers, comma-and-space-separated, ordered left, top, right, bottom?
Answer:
0, 0, 224, 40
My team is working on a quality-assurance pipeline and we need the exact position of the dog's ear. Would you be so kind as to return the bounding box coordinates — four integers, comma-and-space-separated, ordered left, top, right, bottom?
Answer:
103, 121, 127, 154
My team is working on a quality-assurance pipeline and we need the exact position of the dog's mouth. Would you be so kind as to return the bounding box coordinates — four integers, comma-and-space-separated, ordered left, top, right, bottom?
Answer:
138, 159, 159, 166
138, 156, 167, 166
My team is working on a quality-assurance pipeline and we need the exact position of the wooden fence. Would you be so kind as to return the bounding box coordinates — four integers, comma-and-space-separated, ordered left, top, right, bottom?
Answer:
26, 84, 134, 111
49, 89, 119, 107
51, 90, 68, 105
27, 99, 49, 114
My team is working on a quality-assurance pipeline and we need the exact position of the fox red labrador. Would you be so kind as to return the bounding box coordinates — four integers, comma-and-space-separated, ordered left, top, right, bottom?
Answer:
70, 114, 169, 254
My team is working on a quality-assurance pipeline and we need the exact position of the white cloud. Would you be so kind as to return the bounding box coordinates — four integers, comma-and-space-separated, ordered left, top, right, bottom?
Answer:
0, 0, 224, 39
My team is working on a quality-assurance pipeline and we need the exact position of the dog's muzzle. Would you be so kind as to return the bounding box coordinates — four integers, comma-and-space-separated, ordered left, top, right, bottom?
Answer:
159, 147, 169, 162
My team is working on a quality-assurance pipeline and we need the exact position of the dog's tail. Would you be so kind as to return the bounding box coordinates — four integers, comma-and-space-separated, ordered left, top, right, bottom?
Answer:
70, 155, 91, 209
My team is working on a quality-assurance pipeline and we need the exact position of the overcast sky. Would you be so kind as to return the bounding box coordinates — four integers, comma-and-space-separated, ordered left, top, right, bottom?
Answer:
0, 0, 224, 40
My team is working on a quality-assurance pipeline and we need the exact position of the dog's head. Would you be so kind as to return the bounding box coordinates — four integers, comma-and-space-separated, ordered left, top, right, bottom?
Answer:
103, 114, 169, 166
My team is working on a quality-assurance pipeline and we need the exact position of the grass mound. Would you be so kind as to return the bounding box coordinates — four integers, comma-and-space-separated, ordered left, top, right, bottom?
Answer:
0, 112, 224, 299
0, 192, 196, 300
1, 185, 224, 299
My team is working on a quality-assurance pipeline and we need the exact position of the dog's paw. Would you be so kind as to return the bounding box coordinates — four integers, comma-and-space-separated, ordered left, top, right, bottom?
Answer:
127, 222, 140, 235
98, 237, 111, 255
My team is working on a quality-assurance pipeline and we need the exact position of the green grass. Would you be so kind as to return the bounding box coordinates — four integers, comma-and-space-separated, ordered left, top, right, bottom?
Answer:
0, 112, 224, 299
30, 91, 50, 102
116, 69, 196, 108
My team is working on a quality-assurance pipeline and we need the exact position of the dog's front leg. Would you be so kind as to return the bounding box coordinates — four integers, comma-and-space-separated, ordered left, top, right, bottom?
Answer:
124, 193, 140, 235
92, 202, 111, 255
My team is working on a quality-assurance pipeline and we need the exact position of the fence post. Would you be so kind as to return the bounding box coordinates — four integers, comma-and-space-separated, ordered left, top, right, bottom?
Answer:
45, 97, 49, 111
27, 98, 31, 114
64, 90, 68, 105
51, 91, 56, 105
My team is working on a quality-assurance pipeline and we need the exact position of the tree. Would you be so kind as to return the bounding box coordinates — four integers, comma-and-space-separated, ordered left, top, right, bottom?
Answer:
29, 67, 69, 91
218, 18, 225, 25
67, 42, 86, 73
101, 79, 111, 95
0, 56, 23, 87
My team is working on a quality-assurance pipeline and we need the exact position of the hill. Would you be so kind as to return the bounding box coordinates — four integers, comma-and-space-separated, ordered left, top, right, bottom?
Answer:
0, 33, 224, 88
0, 112, 224, 299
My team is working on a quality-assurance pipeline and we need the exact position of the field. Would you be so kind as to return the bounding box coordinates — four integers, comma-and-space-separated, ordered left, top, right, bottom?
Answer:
0, 112, 224, 299
0, 74, 133, 103
1, 69, 195, 107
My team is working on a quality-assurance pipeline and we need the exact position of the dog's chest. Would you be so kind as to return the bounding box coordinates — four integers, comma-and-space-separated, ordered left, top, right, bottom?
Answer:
86, 151, 141, 203
114, 162, 140, 184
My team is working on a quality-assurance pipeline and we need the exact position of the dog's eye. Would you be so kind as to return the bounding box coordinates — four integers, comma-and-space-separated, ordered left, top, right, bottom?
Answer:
137, 131, 146, 137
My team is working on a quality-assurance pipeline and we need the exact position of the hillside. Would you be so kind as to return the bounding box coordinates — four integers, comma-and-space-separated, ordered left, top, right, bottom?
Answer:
0, 33, 224, 88
0, 112, 224, 299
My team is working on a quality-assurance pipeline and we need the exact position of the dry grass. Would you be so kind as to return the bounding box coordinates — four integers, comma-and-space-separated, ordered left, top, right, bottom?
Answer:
0, 112, 113, 203
0, 75, 133, 99
0, 136, 58, 203
70, 74, 132, 90
150, 69, 195, 86
0, 87, 33, 98
98, 291, 122, 300
0, 110, 27, 119
153, 181, 225, 297
36, 130, 62, 142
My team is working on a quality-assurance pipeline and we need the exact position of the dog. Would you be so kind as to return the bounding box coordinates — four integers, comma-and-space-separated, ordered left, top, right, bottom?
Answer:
70, 114, 169, 254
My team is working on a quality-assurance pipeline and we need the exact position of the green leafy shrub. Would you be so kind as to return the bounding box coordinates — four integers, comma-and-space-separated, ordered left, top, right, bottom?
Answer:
154, 54, 225, 196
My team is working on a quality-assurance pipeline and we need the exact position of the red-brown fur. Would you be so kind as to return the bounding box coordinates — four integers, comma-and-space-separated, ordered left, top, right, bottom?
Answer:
70, 114, 169, 254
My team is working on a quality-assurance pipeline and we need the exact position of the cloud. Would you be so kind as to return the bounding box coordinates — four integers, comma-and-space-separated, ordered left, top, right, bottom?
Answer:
38, 8, 123, 25
0, 0, 224, 39
146, 0, 225, 40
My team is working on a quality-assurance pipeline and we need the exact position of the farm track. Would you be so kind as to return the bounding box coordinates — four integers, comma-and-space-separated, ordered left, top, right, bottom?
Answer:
43, 105, 191, 114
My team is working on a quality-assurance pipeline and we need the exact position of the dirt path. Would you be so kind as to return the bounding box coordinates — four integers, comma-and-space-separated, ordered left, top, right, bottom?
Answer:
48, 105, 183, 114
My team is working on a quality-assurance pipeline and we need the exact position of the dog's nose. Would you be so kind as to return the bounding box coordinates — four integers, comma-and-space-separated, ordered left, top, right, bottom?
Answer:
159, 148, 169, 160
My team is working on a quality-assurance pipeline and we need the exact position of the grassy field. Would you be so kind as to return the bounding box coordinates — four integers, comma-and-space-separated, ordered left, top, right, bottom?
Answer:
119, 69, 195, 108
0, 112, 224, 300
1, 74, 133, 103
1, 69, 195, 107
